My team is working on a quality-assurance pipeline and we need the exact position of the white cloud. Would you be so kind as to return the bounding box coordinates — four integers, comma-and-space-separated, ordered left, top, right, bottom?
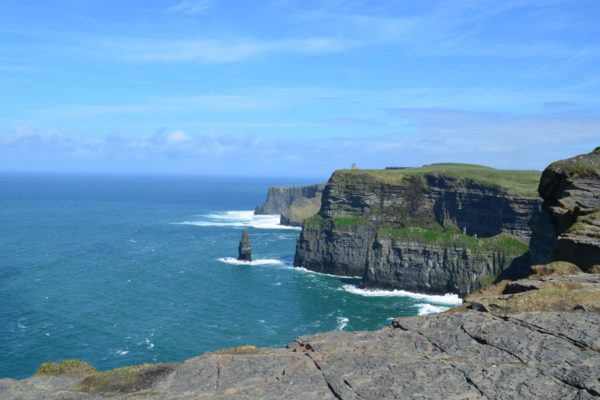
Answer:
2, 107, 599, 175
167, 130, 191, 143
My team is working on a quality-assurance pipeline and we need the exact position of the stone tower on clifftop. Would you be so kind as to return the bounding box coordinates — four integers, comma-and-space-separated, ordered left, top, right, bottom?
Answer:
238, 230, 252, 262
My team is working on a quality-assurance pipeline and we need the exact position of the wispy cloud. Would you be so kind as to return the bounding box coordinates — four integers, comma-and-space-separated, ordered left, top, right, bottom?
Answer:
384, 107, 600, 166
3, 106, 599, 175
2, 0, 598, 68
166, 0, 213, 15
85, 36, 354, 63
27, 94, 276, 119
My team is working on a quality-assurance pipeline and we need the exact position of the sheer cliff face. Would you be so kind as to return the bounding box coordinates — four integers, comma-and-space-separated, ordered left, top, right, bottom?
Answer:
254, 184, 323, 215
365, 239, 530, 296
538, 147, 600, 270
295, 169, 543, 296
319, 173, 541, 241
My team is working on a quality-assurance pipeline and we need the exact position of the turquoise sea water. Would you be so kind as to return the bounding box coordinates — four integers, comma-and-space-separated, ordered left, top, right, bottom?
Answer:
0, 174, 460, 379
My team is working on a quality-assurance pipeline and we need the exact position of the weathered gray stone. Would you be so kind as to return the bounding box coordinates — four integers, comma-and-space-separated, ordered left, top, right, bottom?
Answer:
538, 147, 600, 270
4, 311, 599, 399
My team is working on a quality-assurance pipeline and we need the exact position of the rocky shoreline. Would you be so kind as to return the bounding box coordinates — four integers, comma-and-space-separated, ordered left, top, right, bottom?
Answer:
2, 265, 599, 399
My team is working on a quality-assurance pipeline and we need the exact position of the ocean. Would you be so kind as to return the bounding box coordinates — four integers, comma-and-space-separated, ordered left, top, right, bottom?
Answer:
0, 173, 461, 379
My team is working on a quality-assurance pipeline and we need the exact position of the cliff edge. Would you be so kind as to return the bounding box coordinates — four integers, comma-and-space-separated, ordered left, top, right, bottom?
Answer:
295, 164, 545, 296
538, 147, 600, 270
255, 184, 324, 226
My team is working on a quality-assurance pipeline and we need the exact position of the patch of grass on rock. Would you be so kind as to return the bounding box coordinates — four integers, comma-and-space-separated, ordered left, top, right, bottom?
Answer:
79, 363, 177, 393
35, 360, 97, 376
528, 261, 582, 279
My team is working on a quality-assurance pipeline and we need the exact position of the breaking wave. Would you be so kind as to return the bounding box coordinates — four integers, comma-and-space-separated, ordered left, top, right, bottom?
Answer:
176, 211, 301, 230
341, 285, 462, 306
416, 303, 450, 315
336, 316, 349, 331
295, 266, 362, 279
218, 257, 285, 266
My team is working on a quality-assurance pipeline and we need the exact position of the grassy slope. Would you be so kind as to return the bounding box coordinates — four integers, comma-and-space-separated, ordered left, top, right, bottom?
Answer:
333, 163, 541, 198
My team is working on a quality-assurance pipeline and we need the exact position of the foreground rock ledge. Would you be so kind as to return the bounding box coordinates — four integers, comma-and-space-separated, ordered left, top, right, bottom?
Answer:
2, 310, 599, 399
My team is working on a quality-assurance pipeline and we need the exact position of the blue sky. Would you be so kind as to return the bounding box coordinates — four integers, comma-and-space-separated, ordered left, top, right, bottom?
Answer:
1, 0, 599, 177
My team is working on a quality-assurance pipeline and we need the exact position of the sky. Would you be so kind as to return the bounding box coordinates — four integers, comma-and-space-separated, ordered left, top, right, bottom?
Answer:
0, 0, 599, 178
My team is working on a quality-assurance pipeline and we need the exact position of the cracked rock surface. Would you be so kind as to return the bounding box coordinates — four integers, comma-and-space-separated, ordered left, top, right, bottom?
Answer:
2, 310, 599, 399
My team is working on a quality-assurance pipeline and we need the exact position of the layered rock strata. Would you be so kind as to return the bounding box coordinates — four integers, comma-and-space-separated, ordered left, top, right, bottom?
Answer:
254, 184, 324, 215
538, 147, 600, 270
295, 165, 545, 295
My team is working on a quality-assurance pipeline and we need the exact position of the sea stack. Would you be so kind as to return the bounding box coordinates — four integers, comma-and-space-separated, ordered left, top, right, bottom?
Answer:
238, 230, 252, 262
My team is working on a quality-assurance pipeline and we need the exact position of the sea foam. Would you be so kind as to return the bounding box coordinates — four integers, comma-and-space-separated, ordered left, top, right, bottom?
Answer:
177, 211, 301, 230
341, 285, 462, 306
295, 266, 362, 279
336, 316, 349, 331
218, 257, 285, 266
416, 303, 450, 315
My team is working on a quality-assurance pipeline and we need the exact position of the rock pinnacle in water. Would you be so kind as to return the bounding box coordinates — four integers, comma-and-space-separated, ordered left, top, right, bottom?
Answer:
238, 230, 252, 262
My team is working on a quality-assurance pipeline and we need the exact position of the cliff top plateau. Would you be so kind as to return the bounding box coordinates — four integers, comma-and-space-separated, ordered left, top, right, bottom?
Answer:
332, 163, 542, 198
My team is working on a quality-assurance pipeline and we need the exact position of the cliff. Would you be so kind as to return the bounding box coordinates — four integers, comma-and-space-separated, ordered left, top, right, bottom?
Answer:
279, 195, 323, 227
295, 164, 546, 295
4, 266, 599, 399
538, 147, 600, 270
254, 184, 323, 215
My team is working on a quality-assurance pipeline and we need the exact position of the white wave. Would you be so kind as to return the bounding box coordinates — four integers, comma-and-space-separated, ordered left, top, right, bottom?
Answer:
116, 349, 129, 356
336, 316, 349, 331
295, 266, 362, 279
341, 285, 462, 305
416, 303, 450, 315
218, 257, 285, 266
177, 210, 301, 230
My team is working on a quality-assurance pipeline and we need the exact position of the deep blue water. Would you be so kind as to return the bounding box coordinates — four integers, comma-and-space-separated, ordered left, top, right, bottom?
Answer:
0, 174, 460, 379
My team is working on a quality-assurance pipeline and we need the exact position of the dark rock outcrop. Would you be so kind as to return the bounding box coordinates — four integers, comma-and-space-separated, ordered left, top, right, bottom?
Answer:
295, 166, 545, 295
255, 184, 324, 215
538, 147, 600, 270
238, 230, 252, 262
364, 236, 532, 296
3, 310, 599, 399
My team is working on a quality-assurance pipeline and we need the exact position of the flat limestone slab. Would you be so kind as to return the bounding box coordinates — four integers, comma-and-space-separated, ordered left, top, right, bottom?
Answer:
1, 310, 599, 399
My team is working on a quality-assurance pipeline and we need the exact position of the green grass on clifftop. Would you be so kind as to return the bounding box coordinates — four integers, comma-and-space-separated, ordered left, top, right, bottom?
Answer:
548, 147, 600, 178
377, 225, 529, 254
334, 163, 541, 197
